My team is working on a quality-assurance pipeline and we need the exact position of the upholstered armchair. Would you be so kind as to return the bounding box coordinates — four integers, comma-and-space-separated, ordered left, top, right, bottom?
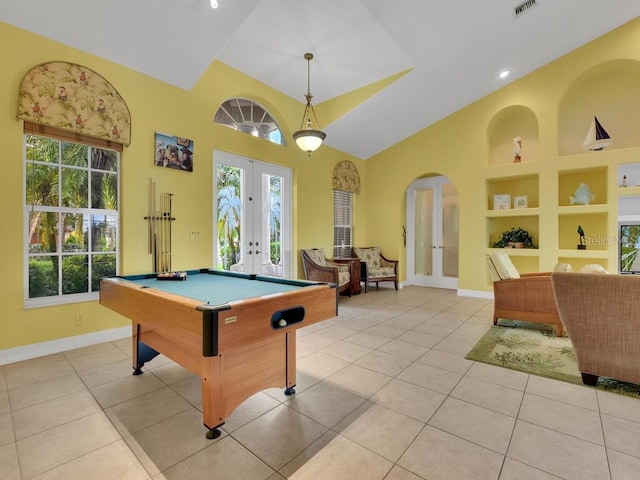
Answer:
301, 248, 351, 295
486, 251, 564, 336
551, 271, 640, 386
352, 246, 398, 292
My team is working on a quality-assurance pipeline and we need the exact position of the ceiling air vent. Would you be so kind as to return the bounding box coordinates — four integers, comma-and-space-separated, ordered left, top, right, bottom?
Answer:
514, 0, 537, 18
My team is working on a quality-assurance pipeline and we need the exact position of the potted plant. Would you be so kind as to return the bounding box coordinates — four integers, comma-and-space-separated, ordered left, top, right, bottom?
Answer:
493, 227, 535, 248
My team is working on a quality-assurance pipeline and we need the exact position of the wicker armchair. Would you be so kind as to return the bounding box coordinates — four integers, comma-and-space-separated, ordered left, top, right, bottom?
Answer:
352, 246, 398, 293
551, 271, 640, 386
301, 248, 351, 296
486, 251, 563, 336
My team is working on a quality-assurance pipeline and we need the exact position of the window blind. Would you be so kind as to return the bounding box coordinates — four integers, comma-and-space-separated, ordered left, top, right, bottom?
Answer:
333, 189, 352, 257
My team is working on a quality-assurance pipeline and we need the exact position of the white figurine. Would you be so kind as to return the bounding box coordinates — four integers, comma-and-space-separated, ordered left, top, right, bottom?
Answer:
513, 136, 522, 163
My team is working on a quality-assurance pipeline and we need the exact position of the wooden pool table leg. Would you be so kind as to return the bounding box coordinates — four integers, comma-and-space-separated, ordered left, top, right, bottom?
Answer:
201, 355, 225, 439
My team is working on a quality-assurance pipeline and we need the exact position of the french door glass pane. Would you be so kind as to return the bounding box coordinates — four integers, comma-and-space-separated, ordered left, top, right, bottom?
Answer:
263, 173, 283, 276
442, 182, 459, 278
216, 164, 243, 270
414, 189, 433, 276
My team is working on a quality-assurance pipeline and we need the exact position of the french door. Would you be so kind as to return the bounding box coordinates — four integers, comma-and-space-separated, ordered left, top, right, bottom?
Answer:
214, 151, 291, 276
406, 176, 459, 289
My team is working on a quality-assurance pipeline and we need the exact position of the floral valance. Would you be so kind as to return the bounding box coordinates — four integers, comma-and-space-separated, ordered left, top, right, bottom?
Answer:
332, 160, 361, 194
17, 61, 131, 146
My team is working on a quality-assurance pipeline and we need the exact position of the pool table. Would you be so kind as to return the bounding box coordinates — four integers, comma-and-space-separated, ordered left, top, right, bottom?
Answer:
100, 268, 338, 439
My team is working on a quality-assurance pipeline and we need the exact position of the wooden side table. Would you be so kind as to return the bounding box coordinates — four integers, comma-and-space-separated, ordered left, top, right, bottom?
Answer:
333, 257, 362, 295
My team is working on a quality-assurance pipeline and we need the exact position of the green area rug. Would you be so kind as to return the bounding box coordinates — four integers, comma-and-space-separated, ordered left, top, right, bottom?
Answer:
465, 321, 640, 398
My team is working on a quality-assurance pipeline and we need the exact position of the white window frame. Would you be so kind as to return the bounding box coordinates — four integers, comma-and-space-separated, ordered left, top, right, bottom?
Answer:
214, 98, 285, 146
333, 189, 353, 258
23, 133, 120, 307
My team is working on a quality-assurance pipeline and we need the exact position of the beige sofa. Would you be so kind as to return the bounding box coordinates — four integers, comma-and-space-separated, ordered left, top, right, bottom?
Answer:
551, 272, 640, 386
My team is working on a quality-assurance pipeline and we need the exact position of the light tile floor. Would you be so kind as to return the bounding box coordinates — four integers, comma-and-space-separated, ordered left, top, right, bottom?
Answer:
2, 286, 640, 479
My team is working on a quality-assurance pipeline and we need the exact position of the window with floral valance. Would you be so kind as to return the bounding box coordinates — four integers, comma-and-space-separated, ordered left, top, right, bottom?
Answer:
332, 160, 360, 194
17, 61, 131, 147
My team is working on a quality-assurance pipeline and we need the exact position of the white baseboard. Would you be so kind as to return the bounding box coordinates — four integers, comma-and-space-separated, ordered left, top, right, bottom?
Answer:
457, 288, 493, 299
0, 326, 130, 366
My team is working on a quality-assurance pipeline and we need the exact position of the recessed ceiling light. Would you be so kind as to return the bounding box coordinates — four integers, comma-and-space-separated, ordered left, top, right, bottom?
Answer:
210, 0, 218, 8
499, 70, 511, 79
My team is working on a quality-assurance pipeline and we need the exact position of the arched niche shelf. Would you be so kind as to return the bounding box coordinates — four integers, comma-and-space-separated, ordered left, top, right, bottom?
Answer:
487, 105, 539, 166
558, 59, 640, 156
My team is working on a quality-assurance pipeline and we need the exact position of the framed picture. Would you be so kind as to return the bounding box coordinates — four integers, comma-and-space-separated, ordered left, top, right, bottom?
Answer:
514, 195, 528, 209
155, 132, 193, 172
493, 194, 511, 210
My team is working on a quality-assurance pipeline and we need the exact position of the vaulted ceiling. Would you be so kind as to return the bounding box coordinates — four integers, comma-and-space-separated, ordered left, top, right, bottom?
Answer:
2, 1, 639, 159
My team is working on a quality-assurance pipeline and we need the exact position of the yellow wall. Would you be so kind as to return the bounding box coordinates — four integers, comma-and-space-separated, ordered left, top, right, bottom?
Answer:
2, 17, 639, 353
0, 22, 364, 351
366, 17, 640, 292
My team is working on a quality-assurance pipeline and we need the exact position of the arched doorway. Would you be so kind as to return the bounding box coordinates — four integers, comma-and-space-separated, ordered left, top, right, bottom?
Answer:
406, 175, 459, 289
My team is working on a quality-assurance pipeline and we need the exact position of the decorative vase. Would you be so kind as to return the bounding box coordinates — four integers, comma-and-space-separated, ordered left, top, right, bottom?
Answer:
514, 242, 525, 248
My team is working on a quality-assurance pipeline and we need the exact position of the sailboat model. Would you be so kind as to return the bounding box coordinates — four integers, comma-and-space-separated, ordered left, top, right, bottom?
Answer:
582, 116, 613, 151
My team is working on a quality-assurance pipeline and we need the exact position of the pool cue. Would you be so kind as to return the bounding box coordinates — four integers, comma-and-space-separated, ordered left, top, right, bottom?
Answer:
166, 193, 170, 271
160, 192, 165, 272
148, 178, 153, 254
158, 192, 163, 272
152, 181, 158, 272
168, 193, 173, 271
161, 192, 165, 272
162, 192, 168, 271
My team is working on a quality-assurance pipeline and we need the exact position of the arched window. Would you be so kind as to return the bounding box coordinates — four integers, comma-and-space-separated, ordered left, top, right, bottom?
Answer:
214, 98, 284, 145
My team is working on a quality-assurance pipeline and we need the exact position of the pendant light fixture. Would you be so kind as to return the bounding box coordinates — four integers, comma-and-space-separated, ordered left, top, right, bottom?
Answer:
292, 53, 326, 155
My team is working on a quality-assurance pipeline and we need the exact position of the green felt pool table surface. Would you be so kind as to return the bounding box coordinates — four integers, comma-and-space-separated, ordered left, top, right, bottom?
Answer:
121, 269, 320, 306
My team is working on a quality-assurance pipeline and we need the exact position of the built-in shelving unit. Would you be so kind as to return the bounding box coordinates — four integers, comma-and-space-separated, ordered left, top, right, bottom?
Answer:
482, 59, 640, 287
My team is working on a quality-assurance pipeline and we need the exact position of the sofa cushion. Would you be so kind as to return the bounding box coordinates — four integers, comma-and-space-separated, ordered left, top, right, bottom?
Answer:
305, 248, 326, 267
338, 271, 350, 286
353, 247, 381, 268
553, 262, 574, 272
368, 266, 395, 279
579, 264, 609, 274
486, 255, 501, 282
489, 251, 520, 280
